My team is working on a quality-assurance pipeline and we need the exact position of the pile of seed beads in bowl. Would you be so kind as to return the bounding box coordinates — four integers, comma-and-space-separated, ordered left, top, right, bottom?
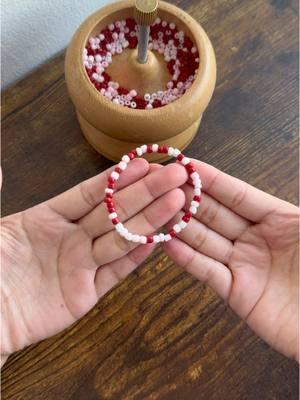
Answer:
83, 17, 199, 109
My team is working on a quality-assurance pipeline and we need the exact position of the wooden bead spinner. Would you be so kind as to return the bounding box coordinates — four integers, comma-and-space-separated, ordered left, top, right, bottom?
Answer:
65, 0, 217, 162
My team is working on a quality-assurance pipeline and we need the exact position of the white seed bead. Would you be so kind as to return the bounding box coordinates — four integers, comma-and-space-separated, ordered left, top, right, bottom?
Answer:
153, 235, 160, 243
129, 89, 137, 97
159, 233, 165, 242
168, 147, 174, 156
179, 220, 188, 229
194, 188, 201, 196
118, 161, 127, 170
164, 234, 172, 242
191, 172, 199, 180
141, 144, 147, 153
191, 200, 200, 207
111, 171, 120, 180
132, 234, 140, 243
122, 154, 130, 163
125, 232, 133, 241
182, 157, 191, 165
144, 93, 151, 101
190, 206, 197, 214
139, 235, 147, 244
194, 181, 202, 189
120, 227, 128, 236
152, 144, 159, 152
173, 148, 181, 157
136, 147, 143, 156
173, 224, 182, 233
116, 223, 123, 232
109, 212, 117, 219
105, 188, 114, 194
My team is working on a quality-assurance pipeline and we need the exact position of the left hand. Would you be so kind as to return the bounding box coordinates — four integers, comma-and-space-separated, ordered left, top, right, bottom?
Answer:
1, 159, 187, 360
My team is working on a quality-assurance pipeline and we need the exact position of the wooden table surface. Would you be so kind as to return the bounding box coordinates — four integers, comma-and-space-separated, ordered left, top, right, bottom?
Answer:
1, 0, 299, 398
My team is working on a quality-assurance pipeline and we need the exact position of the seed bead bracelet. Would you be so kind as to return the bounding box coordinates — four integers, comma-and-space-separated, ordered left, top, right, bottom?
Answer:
104, 144, 202, 244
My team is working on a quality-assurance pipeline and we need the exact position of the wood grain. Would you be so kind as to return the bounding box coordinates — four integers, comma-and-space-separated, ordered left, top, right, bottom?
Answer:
1, 0, 299, 399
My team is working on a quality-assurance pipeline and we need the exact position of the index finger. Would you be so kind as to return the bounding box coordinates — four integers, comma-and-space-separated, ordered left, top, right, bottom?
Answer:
191, 159, 291, 222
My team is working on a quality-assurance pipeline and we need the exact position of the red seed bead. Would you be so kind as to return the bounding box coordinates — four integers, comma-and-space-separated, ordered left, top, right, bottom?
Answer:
104, 197, 113, 204
162, 145, 168, 153
193, 195, 201, 202
115, 167, 122, 174
182, 214, 190, 223
105, 192, 113, 198
108, 182, 115, 189
108, 207, 116, 213
177, 154, 184, 161
147, 235, 154, 243
158, 145, 164, 153
132, 149, 138, 156
108, 176, 115, 184
186, 163, 196, 174
128, 152, 135, 160
169, 229, 177, 238
147, 145, 153, 153
112, 218, 120, 225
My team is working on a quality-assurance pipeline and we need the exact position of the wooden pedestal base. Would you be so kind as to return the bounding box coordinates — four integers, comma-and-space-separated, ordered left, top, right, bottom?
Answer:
77, 112, 201, 162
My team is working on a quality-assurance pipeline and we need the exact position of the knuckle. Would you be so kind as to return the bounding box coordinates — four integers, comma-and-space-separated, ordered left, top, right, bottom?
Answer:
79, 181, 98, 208
192, 225, 209, 250
202, 200, 220, 225
230, 182, 248, 210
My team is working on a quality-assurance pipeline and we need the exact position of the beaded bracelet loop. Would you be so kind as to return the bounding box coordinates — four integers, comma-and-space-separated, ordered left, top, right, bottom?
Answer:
105, 144, 202, 244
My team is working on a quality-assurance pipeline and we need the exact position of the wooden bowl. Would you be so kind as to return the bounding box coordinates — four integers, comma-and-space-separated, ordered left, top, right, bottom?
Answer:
65, 0, 216, 162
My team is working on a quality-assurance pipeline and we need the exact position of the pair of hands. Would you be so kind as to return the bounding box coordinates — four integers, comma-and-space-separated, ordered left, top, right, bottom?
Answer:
1, 158, 299, 365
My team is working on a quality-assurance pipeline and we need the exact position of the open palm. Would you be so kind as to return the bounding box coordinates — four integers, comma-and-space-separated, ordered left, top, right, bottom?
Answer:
1, 159, 188, 356
164, 160, 299, 361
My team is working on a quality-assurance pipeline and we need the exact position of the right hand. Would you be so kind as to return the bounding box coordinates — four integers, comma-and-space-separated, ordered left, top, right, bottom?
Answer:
163, 159, 299, 361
